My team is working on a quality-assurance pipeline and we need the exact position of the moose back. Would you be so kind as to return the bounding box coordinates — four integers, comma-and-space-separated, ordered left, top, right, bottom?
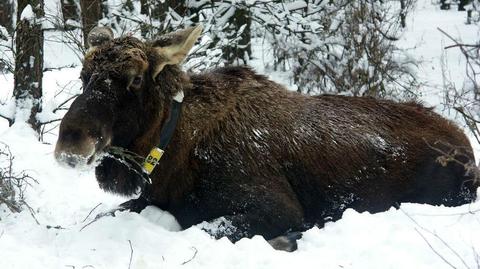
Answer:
54, 25, 478, 251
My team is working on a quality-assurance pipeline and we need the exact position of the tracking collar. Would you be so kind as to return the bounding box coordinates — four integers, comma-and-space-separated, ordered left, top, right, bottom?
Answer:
142, 90, 184, 178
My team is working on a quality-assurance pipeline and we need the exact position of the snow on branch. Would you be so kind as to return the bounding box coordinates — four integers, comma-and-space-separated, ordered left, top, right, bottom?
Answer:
439, 28, 480, 147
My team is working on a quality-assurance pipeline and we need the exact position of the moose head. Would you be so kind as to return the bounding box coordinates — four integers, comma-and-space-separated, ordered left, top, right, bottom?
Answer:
54, 25, 202, 169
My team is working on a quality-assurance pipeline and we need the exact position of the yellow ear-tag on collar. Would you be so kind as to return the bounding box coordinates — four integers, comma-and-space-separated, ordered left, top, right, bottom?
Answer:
143, 147, 164, 175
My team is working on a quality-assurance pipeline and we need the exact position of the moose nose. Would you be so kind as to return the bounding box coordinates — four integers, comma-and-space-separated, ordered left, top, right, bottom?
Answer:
59, 127, 84, 144
55, 126, 98, 168
63, 154, 83, 168
54, 147, 91, 167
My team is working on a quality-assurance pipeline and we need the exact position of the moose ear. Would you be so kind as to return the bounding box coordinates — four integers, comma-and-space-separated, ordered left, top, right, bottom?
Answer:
87, 26, 114, 48
152, 24, 203, 79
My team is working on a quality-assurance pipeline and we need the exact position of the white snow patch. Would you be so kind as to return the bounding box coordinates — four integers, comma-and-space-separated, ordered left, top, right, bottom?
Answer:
20, 5, 35, 22
0, 2, 479, 268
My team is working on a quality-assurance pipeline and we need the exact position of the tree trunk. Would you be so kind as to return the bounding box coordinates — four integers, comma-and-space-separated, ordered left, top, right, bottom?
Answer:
400, 0, 406, 28
222, 6, 252, 64
440, 0, 451, 10
151, 0, 188, 33
458, 0, 470, 11
61, 0, 80, 29
140, 0, 149, 37
0, 0, 14, 34
13, 0, 44, 132
467, 9, 472, 24
80, 0, 102, 48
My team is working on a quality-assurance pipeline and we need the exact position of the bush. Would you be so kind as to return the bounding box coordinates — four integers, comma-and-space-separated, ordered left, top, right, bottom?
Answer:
261, 0, 418, 98
440, 30, 480, 181
0, 142, 35, 213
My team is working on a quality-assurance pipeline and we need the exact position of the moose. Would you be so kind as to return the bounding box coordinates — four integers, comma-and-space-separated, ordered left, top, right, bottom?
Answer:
55, 25, 478, 251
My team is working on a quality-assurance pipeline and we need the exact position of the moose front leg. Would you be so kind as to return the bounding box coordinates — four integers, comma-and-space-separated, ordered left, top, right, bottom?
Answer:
118, 195, 151, 213
94, 155, 153, 217
95, 154, 148, 196
92, 195, 152, 221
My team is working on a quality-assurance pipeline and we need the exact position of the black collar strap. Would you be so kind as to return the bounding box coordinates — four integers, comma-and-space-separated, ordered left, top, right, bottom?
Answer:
142, 90, 184, 177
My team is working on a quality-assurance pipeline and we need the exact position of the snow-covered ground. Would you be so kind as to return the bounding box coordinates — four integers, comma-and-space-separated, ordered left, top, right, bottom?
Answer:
1, 2, 480, 269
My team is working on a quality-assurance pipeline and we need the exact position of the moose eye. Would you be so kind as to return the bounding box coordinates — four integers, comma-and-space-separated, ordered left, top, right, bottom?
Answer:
131, 76, 142, 88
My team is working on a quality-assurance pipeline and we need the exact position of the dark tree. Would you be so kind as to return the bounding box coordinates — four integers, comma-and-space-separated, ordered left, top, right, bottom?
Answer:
440, 0, 451, 10
80, 0, 102, 47
400, 0, 406, 28
131, 0, 189, 37
458, 0, 471, 11
0, 0, 14, 34
221, 6, 252, 64
13, 0, 44, 132
139, 0, 149, 37
61, 0, 80, 29
152, 0, 188, 32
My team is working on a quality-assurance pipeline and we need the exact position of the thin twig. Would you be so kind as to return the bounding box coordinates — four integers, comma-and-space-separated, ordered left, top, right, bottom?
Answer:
39, 118, 62, 126
23, 201, 40, 225
423, 138, 480, 183
414, 228, 458, 269
445, 44, 480, 50
82, 203, 103, 223
473, 246, 480, 269
0, 113, 13, 126
79, 213, 108, 232
128, 240, 134, 269
79, 206, 121, 232
0, 196, 21, 212
46, 225, 65, 230
402, 209, 470, 269
409, 208, 480, 217
181, 247, 198, 265
79, 218, 97, 232
53, 94, 80, 114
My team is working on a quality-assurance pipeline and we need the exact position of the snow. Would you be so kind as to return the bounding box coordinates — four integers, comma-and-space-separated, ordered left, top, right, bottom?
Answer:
20, 5, 35, 22
285, 1, 308, 11
398, 1, 478, 106
1, 2, 480, 269
396, 1, 480, 161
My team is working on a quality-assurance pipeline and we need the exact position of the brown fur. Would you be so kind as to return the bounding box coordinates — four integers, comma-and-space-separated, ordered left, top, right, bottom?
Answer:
56, 33, 478, 246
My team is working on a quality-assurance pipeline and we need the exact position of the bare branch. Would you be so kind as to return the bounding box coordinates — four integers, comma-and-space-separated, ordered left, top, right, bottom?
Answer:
0, 142, 38, 217
53, 94, 80, 114
0, 113, 13, 126
81, 203, 103, 223
128, 240, 134, 269
414, 228, 459, 269
79, 210, 114, 232
181, 247, 198, 265
402, 208, 471, 269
